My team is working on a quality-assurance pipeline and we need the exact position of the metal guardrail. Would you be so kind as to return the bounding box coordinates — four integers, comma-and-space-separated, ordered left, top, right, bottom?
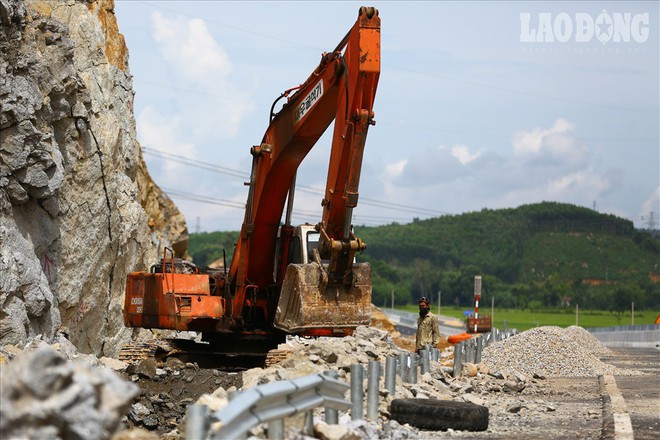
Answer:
587, 324, 660, 333
187, 347, 442, 439
587, 324, 660, 347
186, 327, 517, 439
452, 327, 517, 378
190, 373, 350, 439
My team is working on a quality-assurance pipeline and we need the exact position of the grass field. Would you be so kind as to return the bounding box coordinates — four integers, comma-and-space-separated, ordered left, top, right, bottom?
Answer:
396, 305, 659, 331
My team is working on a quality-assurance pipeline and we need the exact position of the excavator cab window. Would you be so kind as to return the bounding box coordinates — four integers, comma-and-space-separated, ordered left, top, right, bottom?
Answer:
287, 234, 302, 265
306, 231, 329, 264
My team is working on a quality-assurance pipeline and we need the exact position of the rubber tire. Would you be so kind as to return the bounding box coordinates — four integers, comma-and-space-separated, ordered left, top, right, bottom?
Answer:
390, 398, 489, 431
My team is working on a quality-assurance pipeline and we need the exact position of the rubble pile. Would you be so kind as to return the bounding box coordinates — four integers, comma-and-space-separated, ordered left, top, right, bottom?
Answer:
481, 326, 636, 378
244, 326, 402, 388
0, 342, 138, 439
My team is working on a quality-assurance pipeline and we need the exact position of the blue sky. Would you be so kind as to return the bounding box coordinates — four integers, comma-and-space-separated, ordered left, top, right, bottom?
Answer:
114, 1, 659, 232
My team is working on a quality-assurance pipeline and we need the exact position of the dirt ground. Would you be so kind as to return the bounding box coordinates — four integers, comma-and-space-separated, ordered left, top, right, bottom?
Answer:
119, 356, 242, 435
418, 376, 604, 439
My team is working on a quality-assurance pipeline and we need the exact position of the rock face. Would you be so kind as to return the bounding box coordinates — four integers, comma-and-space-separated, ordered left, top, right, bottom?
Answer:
0, 0, 187, 355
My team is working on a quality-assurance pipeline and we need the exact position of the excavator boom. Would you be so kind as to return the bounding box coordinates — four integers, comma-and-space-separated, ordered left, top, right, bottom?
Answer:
229, 6, 380, 333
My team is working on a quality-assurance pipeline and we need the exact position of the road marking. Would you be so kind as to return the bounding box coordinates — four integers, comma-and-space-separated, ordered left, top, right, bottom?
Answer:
600, 374, 634, 440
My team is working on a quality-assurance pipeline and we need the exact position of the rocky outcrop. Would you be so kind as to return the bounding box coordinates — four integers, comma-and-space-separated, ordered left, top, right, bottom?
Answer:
0, 0, 187, 355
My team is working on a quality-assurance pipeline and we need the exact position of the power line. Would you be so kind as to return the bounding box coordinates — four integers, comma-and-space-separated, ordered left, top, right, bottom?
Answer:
161, 186, 408, 226
143, 147, 249, 179
144, 146, 449, 218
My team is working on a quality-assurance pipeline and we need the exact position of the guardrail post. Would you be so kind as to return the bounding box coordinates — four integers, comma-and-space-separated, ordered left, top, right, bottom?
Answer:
267, 419, 284, 440
185, 404, 208, 440
401, 352, 410, 382
224, 391, 246, 440
453, 341, 463, 378
466, 339, 475, 363
409, 353, 418, 384
304, 411, 314, 435
367, 360, 380, 421
399, 352, 409, 383
324, 370, 339, 424
420, 349, 430, 375
475, 336, 483, 364
385, 356, 396, 396
350, 364, 364, 421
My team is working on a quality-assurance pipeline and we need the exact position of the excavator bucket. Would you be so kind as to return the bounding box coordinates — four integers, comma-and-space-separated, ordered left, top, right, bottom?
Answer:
274, 262, 372, 333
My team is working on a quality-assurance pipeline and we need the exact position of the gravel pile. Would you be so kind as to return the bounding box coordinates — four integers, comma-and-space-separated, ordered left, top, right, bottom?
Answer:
565, 325, 612, 357
482, 326, 634, 378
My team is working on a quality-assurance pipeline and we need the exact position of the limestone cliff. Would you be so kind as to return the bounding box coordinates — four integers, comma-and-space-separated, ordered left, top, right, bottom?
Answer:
0, 0, 187, 355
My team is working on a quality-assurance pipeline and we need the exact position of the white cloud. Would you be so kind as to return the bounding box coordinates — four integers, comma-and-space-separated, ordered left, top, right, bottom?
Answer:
137, 106, 195, 172
385, 160, 407, 177
148, 12, 253, 143
451, 145, 481, 165
373, 118, 622, 217
151, 12, 232, 82
512, 118, 590, 166
395, 145, 467, 186
640, 186, 660, 218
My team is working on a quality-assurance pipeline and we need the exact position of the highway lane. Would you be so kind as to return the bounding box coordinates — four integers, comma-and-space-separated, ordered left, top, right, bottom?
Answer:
383, 309, 465, 337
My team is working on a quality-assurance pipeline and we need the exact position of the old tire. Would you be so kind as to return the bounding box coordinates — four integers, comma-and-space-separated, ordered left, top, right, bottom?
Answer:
390, 398, 488, 431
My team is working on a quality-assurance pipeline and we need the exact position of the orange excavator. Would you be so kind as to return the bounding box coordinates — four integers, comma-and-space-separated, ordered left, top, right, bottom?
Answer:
123, 7, 380, 355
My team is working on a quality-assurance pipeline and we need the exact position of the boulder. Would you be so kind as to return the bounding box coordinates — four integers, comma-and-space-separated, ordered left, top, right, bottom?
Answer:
0, 346, 138, 438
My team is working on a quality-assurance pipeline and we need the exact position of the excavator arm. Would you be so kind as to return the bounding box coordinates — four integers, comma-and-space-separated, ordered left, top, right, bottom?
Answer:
228, 7, 380, 332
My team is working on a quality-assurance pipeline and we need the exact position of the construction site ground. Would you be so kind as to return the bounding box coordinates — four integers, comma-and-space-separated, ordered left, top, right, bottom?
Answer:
118, 330, 658, 439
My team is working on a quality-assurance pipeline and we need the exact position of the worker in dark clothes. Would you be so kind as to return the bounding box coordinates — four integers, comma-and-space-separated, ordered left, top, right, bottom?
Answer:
415, 296, 440, 352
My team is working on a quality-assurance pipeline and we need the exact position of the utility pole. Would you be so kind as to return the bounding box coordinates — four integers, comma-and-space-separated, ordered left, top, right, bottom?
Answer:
575, 303, 579, 326
631, 301, 635, 325
491, 296, 494, 327
391, 288, 394, 310
437, 290, 441, 316
195, 216, 201, 234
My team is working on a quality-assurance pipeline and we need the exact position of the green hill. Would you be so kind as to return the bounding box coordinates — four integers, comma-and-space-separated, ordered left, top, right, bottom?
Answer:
188, 202, 660, 312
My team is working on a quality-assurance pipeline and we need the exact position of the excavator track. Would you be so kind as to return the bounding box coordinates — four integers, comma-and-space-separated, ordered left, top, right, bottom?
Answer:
118, 342, 158, 363
118, 335, 286, 371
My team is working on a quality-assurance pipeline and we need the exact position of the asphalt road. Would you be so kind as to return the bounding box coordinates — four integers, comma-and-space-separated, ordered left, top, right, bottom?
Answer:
603, 346, 660, 439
